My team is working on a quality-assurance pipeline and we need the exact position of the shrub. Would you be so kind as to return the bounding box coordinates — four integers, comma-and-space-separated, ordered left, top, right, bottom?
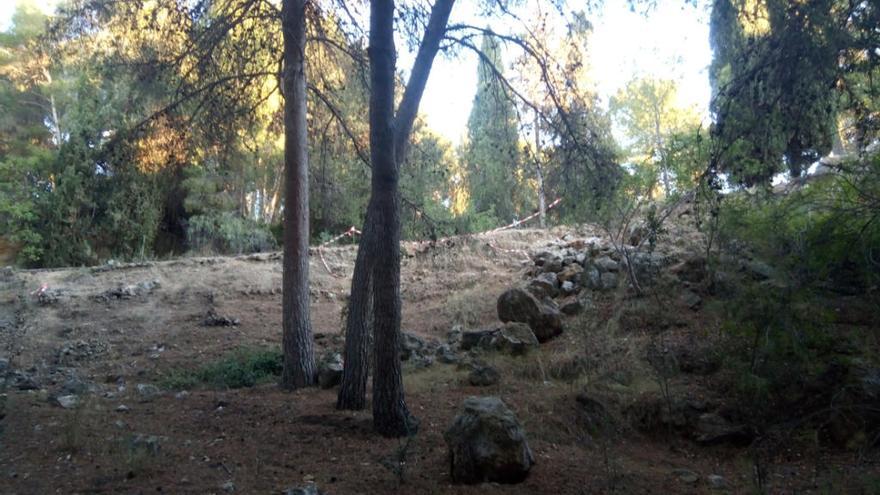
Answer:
186, 212, 276, 255
161, 347, 282, 390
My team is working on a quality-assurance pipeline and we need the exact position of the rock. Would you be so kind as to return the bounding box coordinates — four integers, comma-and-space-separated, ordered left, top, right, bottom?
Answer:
399, 332, 427, 361
670, 254, 708, 284
435, 344, 461, 364
526, 272, 559, 299
221, 480, 235, 492
594, 256, 619, 273
116, 404, 130, 412
559, 296, 583, 315
136, 383, 161, 402
444, 396, 534, 484
61, 376, 90, 395
447, 325, 463, 346
317, 353, 343, 389
695, 413, 752, 445
682, 289, 702, 310
744, 259, 774, 280
13, 372, 39, 391
468, 364, 500, 386
53, 395, 79, 409
202, 311, 240, 327
672, 468, 700, 485
707, 474, 729, 490
460, 329, 500, 351
129, 434, 162, 456
497, 322, 538, 355
559, 280, 575, 296
583, 266, 602, 290
497, 288, 563, 342
283, 483, 323, 495
600, 272, 619, 290
542, 256, 563, 274
557, 263, 583, 285
0, 358, 8, 374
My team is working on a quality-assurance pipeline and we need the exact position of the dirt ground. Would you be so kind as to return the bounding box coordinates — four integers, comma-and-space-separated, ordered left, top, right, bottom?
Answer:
0, 226, 877, 494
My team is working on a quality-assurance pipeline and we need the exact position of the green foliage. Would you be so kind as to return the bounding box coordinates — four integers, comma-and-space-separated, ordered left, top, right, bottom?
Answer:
186, 212, 275, 255
717, 156, 880, 291
708, 0, 877, 185
462, 34, 524, 224
161, 347, 283, 390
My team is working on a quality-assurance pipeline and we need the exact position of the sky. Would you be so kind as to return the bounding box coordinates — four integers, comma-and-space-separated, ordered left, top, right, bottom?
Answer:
0, 0, 713, 145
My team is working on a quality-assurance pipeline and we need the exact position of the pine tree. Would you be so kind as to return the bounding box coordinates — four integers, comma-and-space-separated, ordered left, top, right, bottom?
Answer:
463, 34, 522, 224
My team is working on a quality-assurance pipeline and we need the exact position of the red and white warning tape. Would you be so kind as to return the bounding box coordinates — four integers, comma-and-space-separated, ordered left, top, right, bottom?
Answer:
315, 199, 562, 276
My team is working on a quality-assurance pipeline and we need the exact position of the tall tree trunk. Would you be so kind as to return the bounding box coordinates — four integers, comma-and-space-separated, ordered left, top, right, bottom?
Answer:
367, 0, 413, 437
280, 0, 316, 389
337, 0, 455, 414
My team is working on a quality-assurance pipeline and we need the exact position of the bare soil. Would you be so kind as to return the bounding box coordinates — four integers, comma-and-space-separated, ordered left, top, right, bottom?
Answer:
0, 227, 877, 494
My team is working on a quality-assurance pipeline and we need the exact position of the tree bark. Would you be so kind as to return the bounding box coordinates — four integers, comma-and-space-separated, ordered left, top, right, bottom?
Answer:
280, 0, 316, 390
337, 0, 455, 415
366, 0, 413, 437
336, 207, 375, 410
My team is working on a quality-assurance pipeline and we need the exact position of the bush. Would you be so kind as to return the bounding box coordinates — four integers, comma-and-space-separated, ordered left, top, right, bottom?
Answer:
161, 347, 282, 390
187, 212, 276, 255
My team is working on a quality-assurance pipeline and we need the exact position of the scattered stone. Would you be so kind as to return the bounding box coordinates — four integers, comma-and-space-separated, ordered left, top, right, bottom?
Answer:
283, 482, 323, 495
0, 358, 8, 374
435, 344, 460, 364
695, 413, 752, 445
37, 288, 61, 305
526, 272, 559, 299
497, 288, 562, 342
61, 376, 90, 395
707, 474, 730, 490
557, 263, 583, 285
129, 434, 162, 456
460, 329, 500, 351
583, 266, 602, 290
497, 322, 538, 355
594, 256, 619, 273
53, 395, 79, 409
468, 364, 500, 387
57, 339, 109, 364
672, 468, 700, 485
559, 296, 583, 316
97, 280, 160, 301
174, 391, 190, 400
317, 353, 344, 389
744, 259, 774, 280
116, 405, 130, 412
12, 372, 39, 391
444, 396, 534, 484
560, 280, 576, 295
447, 326, 463, 346
136, 383, 161, 402
399, 332, 428, 361
542, 256, 563, 274
202, 311, 240, 327
221, 480, 235, 492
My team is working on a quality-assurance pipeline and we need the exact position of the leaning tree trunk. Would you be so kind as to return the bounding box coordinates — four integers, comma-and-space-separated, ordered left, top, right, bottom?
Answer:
280, 0, 316, 389
369, 0, 413, 437
336, 208, 376, 410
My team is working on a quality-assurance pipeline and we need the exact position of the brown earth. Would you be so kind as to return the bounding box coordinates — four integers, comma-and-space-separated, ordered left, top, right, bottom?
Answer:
0, 226, 877, 494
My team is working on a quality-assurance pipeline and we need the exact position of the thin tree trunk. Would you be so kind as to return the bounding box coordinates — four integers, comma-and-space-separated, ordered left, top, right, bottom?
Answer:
280, 0, 316, 389
534, 110, 546, 228
336, 208, 375, 410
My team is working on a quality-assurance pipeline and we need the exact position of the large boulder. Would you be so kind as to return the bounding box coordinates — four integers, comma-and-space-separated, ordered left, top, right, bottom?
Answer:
497, 288, 563, 342
444, 397, 534, 484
